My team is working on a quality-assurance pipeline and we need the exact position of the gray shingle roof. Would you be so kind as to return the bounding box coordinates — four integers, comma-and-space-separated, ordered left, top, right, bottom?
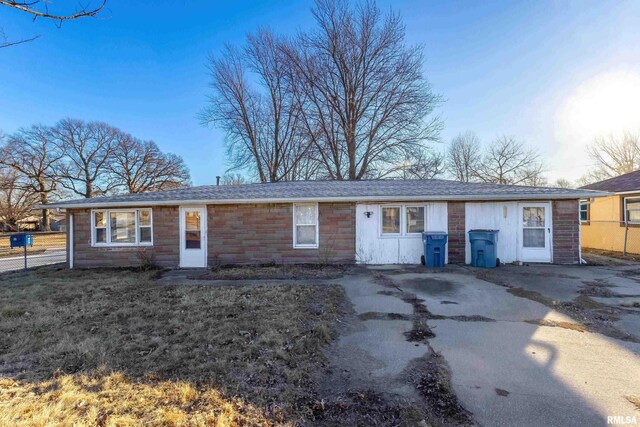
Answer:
580, 170, 640, 193
45, 179, 607, 209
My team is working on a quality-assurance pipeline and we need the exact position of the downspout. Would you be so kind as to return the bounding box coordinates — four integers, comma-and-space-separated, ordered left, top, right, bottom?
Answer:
69, 213, 74, 269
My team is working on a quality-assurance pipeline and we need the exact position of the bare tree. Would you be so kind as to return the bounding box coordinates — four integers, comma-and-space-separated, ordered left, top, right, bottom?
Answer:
109, 135, 191, 193
584, 130, 640, 183
374, 148, 444, 179
284, 0, 442, 180
519, 169, 548, 187
554, 178, 573, 189
221, 173, 249, 185
52, 119, 119, 198
0, 0, 107, 48
0, 125, 64, 229
0, 167, 39, 230
476, 136, 545, 185
446, 132, 482, 182
202, 29, 311, 182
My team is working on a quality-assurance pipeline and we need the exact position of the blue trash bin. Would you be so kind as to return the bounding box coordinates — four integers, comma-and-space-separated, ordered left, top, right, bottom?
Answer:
9, 233, 33, 249
468, 230, 499, 268
422, 232, 448, 268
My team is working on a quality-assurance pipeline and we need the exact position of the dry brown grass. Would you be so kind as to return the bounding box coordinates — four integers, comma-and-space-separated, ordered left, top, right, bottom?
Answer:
196, 264, 347, 281
626, 395, 640, 411
0, 267, 344, 425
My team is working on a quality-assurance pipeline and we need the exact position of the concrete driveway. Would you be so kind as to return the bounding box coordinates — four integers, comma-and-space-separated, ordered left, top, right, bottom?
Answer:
329, 264, 640, 426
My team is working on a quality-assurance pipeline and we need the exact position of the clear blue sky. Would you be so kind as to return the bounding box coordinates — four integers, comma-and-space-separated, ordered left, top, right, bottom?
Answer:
2, 0, 639, 184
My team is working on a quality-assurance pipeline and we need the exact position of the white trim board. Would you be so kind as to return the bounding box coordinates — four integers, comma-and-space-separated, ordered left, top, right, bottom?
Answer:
43, 191, 609, 210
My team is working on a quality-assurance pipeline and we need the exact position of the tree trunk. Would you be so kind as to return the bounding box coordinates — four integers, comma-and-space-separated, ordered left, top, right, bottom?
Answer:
40, 193, 50, 231
42, 208, 50, 231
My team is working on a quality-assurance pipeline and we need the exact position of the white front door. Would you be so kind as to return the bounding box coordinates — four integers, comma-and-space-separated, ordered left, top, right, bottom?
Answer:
519, 203, 552, 263
179, 206, 207, 268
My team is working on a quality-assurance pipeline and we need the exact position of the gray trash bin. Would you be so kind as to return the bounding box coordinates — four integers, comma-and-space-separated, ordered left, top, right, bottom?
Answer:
468, 229, 499, 268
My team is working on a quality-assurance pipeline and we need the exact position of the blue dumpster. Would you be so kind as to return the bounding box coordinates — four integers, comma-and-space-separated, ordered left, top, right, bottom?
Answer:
422, 232, 448, 268
10, 233, 34, 249
468, 230, 499, 268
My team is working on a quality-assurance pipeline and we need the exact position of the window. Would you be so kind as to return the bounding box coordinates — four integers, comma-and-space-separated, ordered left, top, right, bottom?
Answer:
139, 210, 152, 243
381, 206, 401, 234
380, 205, 427, 236
405, 206, 425, 234
579, 201, 589, 222
293, 203, 318, 248
91, 209, 153, 246
522, 206, 545, 248
624, 197, 640, 224
110, 211, 136, 244
184, 211, 201, 249
94, 211, 107, 244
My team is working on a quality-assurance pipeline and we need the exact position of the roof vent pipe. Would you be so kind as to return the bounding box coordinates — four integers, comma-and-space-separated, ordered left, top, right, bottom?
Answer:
216, 176, 221, 186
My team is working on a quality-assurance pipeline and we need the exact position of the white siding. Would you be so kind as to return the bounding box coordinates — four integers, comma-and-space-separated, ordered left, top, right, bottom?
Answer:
465, 202, 519, 264
356, 203, 448, 264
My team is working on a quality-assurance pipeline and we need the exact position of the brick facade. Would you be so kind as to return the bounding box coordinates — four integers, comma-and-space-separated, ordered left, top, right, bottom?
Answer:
69, 206, 180, 268
66, 199, 579, 268
68, 202, 355, 268
207, 202, 355, 265
447, 201, 466, 264
552, 199, 580, 264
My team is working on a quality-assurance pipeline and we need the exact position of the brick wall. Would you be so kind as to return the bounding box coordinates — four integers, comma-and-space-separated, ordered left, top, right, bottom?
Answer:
208, 202, 355, 265
69, 206, 180, 268
66, 199, 579, 268
447, 202, 466, 264
552, 199, 580, 264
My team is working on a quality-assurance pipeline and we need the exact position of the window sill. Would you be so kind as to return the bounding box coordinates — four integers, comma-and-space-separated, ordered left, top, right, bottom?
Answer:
621, 222, 640, 228
293, 245, 319, 249
92, 243, 153, 248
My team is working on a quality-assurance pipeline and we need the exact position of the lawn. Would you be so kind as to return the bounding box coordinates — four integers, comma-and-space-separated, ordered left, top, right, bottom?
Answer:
0, 267, 344, 426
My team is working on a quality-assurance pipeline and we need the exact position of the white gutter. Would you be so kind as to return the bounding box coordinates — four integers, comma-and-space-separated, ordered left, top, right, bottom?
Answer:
42, 191, 611, 210
613, 190, 640, 195
69, 213, 74, 269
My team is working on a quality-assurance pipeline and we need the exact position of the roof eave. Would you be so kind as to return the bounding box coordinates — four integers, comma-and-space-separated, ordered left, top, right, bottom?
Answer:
41, 191, 611, 210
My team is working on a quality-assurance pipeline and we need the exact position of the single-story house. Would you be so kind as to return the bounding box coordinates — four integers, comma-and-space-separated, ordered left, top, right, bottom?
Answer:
44, 179, 605, 269
580, 170, 640, 254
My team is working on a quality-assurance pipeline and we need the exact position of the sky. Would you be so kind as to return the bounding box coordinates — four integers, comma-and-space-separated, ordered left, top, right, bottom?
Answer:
1, 0, 640, 185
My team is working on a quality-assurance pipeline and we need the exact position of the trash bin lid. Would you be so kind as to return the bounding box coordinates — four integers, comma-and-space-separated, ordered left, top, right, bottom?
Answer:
468, 229, 499, 233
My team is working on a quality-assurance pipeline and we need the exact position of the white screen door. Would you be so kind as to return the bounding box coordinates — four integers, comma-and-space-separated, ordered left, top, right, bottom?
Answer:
179, 206, 207, 268
519, 203, 551, 262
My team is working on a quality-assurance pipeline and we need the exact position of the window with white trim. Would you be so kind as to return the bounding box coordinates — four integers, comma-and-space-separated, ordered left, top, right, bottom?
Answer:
405, 206, 425, 234
381, 206, 401, 234
579, 200, 589, 222
381, 205, 427, 236
293, 203, 318, 248
624, 197, 640, 224
94, 211, 107, 244
92, 209, 153, 246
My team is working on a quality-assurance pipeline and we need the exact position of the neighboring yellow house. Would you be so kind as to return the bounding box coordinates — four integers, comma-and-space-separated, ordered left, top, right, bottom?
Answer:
580, 170, 640, 254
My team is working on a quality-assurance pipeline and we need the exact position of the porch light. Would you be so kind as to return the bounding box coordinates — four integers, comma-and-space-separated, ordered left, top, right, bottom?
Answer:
364, 211, 373, 218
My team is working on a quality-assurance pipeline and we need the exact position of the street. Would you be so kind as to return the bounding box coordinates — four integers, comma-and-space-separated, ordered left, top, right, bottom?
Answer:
0, 250, 67, 273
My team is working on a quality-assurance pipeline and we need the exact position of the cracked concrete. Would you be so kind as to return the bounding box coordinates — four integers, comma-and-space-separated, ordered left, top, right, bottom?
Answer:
326, 264, 640, 427
320, 273, 429, 400
384, 264, 640, 427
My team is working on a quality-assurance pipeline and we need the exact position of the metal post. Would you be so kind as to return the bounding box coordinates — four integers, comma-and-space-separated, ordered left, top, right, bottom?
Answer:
23, 233, 27, 270
623, 221, 629, 257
